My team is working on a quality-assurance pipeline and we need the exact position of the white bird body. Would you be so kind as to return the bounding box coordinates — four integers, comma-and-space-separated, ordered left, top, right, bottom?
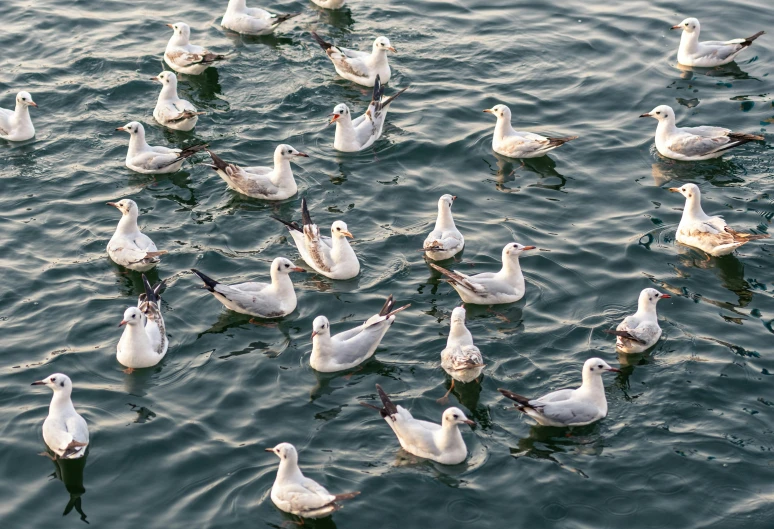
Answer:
484, 104, 576, 159
117, 121, 205, 174
441, 307, 484, 384
0, 91, 36, 142
668, 183, 769, 256
499, 358, 620, 427
267, 443, 359, 518
152, 72, 202, 131
430, 243, 535, 305
423, 194, 464, 261
640, 105, 763, 161
369, 385, 474, 465
311, 0, 346, 9
312, 33, 395, 87
33, 374, 89, 459
164, 22, 227, 75
310, 296, 409, 372
192, 257, 303, 318
206, 144, 306, 200
221, 0, 298, 36
672, 18, 764, 67
612, 288, 669, 354
117, 276, 168, 369
106, 199, 166, 271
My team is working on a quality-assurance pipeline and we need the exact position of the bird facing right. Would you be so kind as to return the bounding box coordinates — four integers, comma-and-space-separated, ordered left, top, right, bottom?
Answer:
0, 91, 37, 142
607, 288, 671, 354
423, 194, 464, 261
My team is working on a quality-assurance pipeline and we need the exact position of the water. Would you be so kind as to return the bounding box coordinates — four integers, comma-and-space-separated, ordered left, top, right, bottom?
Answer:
1, 0, 773, 527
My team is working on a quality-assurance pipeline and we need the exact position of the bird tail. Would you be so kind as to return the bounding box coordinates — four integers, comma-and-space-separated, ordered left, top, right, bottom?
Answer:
429, 263, 479, 292
381, 86, 408, 110
272, 12, 300, 26
742, 31, 765, 47
206, 149, 229, 172
375, 384, 399, 419
714, 133, 764, 153
498, 388, 533, 409
191, 269, 218, 292
301, 197, 314, 226
724, 226, 770, 242
546, 136, 578, 147
604, 329, 646, 344
140, 274, 164, 305
378, 295, 395, 316
332, 491, 361, 503
161, 144, 208, 167
311, 31, 333, 51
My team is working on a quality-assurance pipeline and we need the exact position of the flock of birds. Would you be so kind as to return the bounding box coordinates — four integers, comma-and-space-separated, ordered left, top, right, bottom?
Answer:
13, 1, 769, 521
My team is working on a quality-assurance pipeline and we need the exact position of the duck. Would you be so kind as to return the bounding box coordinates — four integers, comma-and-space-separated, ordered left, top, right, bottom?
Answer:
106, 199, 166, 271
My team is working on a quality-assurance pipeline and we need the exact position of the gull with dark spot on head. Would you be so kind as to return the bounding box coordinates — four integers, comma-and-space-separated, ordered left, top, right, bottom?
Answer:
670, 17, 764, 67
312, 32, 396, 87
483, 104, 577, 159
0, 91, 37, 141
106, 198, 166, 271
164, 22, 228, 75
32, 374, 89, 459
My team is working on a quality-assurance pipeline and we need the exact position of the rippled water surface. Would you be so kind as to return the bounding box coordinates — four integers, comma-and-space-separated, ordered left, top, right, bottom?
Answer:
2, 0, 774, 527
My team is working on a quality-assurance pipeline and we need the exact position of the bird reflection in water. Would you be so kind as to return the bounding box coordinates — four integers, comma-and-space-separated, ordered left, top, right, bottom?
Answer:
674, 246, 753, 308
509, 424, 604, 478
672, 60, 757, 81
484, 152, 567, 193
48, 453, 88, 523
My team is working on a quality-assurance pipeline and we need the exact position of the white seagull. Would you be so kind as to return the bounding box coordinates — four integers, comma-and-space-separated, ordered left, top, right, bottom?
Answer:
221, 0, 299, 36
439, 307, 484, 401
311, 0, 346, 9
266, 443, 360, 518
164, 22, 228, 75
117, 122, 206, 174
639, 105, 763, 161
117, 275, 168, 372
32, 374, 89, 459
329, 75, 407, 152
363, 384, 474, 465
206, 145, 307, 200
191, 257, 304, 318
0, 91, 37, 142
483, 104, 577, 159
423, 194, 464, 261
430, 242, 536, 305
273, 198, 360, 280
671, 18, 764, 67
312, 32, 396, 87
607, 288, 670, 354
499, 358, 620, 427
106, 199, 166, 272
309, 295, 410, 373
669, 183, 769, 256
151, 71, 204, 132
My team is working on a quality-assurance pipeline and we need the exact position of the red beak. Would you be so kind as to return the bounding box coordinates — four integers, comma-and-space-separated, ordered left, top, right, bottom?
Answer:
522, 245, 537, 251
118, 320, 127, 327
607, 367, 621, 373
660, 294, 671, 299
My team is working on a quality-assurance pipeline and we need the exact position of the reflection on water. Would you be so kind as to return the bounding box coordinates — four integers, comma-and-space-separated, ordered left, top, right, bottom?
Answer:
49, 454, 88, 524
308, 359, 397, 402
673, 245, 753, 307
509, 423, 605, 478
672, 61, 758, 81
268, 511, 339, 529
484, 153, 567, 193
650, 157, 745, 187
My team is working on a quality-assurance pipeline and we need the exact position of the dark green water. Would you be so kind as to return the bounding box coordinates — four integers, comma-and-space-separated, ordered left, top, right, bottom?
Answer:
2, 0, 773, 527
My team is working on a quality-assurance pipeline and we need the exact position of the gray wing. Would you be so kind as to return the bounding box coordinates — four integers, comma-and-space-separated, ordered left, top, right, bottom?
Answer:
667, 130, 730, 156
530, 388, 575, 405
538, 400, 602, 425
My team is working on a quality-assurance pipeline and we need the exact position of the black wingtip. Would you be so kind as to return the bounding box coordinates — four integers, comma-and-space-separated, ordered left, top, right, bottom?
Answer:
311, 31, 332, 50
271, 215, 302, 232
375, 384, 398, 418
381, 86, 408, 109
206, 149, 229, 171
141, 274, 161, 304
273, 12, 300, 25
191, 269, 218, 292
498, 388, 531, 406
371, 74, 385, 104
378, 295, 395, 316
744, 31, 765, 45
301, 197, 313, 226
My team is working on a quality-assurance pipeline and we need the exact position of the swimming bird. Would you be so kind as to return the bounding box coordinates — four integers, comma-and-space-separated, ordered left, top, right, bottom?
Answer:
430, 242, 535, 305
483, 104, 577, 158
639, 105, 763, 161
151, 71, 204, 132
423, 194, 464, 261
668, 183, 769, 256
117, 275, 168, 372
309, 295, 410, 373
273, 198, 360, 280
31, 374, 89, 459
671, 18, 764, 67
363, 384, 474, 465
606, 288, 670, 353
206, 145, 307, 200
106, 199, 166, 271
191, 258, 303, 318
164, 22, 228, 75
312, 32, 395, 86
498, 358, 620, 427
329, 75, 407, 152
0, 91, 36, 142
439, 307, 484, 401
266, 443, 360, 518
311, 0, 346, 9
221, 0, 299, 36
117, 122, 206, 174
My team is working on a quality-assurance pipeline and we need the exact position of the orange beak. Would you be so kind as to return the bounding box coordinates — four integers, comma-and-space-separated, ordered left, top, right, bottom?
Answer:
639, 113, 652, 118
116, 126, 126, 131
150, 76, 159, 81
107, 202, 118, 208
388, 46, 397, 53
670, 25, 681, 30
660, 294, 672, 299
522, 245, 536, 251
28, 101, 37, 107
166, 23, 174, 28
341, 230, 354, 239
311, 331, 318, 339
328, 113, 340, 125
118, 320, 127, 327
483, 109, 493, 113
668, 187, 681, 193
291, 267, 305, 272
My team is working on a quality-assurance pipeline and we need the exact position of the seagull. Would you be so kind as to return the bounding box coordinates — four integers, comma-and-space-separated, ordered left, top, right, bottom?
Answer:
311, 0, 346, 9
266, 443, 360, 518
439, 307, 484, 401
430, 242, 536, 305
117, 275, 168, 372
151, 71, 204, 132
483, 104, 577, 158
117, 122, 206, 174
329, 74, 407, 152
164, 22, 228, 75
206, 145, 307, 200
639, 105, 763, 161
498, 358, 620, 427
191, 257, 304, 318
31, 374, 89, 459
606, 288, 670, 353
273, 198, 360, 280
221, 0, 299, 36
309, 295, 410, 373
668, 183, 769, 256
312, 32, 395, 87
106, 199, 167, 271
362, 384, 474, 465
423, 194, 464, 261
671, 18, 764, 67
0, 91, 37, 142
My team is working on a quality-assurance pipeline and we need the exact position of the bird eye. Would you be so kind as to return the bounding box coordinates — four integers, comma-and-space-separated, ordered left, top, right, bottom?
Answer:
598, 364, 603, 368
336, 227, 341, 231
132, 314, 136, 318
453, 414, 458, 419
656, 112, 661, 115
50, 377, 56, 382
21, 97, 26, 101
285, 264, 289, 268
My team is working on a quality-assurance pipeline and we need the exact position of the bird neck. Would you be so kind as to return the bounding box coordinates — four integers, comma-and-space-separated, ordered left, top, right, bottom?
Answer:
655, 117, 677, 138
50, 391, 76, 414
115, 212, 141, 236
369, 47, 388, 65
636, 299, 658, 319
498, 256, 524, 285
494, 116, 515, 139
679, 30, 699, 54
167, 33, 189, 48
14, 102, 31, 123
127, 130, 149, 155
578, 371, 605, 398
448, 321, 473, 347
122, 322, 152, 349
158, 82, 179, 103
275, 458, 304, 484
269, 271, 294, 295
334, 117, 356, 144
271, 155, 294, 186
311, 333, 332, 358
439, 422, 464, 450
331, 234, 355, 261
434, 204, 456, 232
681, 195, 707, 221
